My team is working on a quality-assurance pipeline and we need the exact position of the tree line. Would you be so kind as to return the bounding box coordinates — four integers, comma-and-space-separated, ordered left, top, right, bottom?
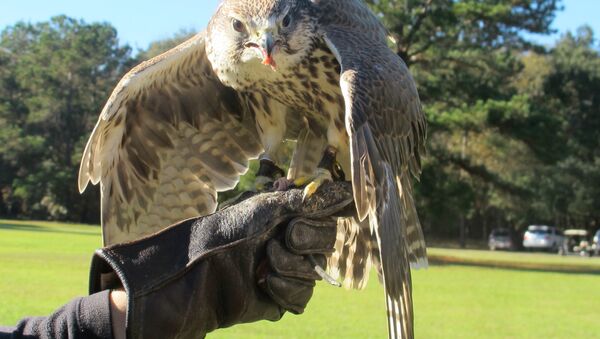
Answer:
1, 1, 599, 242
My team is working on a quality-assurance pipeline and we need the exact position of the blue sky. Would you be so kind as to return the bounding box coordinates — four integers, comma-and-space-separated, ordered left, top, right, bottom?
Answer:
1, 0, 598, 51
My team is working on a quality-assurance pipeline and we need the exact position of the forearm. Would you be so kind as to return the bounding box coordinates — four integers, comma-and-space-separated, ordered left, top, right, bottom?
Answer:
0, 290, 113, 339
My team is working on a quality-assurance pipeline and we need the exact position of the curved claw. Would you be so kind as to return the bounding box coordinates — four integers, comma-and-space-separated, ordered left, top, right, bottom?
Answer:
308, 254, 341, 287
302, 168, 333, 201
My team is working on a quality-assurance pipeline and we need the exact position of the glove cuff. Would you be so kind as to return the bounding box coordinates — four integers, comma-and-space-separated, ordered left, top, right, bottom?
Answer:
88, 214, 285, 338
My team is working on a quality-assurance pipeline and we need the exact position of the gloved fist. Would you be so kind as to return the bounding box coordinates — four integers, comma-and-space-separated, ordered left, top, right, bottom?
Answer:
89, 182, 353, 339
260, 217, 338, 314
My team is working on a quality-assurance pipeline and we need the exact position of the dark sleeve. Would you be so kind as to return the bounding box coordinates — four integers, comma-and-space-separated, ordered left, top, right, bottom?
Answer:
0, 290, 113, 339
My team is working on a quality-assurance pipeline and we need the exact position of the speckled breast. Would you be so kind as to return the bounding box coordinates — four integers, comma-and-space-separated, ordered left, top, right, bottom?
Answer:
264, 41, 346, 135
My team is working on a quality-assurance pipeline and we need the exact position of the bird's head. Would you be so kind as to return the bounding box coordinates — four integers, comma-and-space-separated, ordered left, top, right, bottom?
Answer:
206, 0, 317, 89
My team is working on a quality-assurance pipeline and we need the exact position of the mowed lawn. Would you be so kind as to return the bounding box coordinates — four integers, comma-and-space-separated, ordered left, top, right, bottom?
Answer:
1, 219, 599, 338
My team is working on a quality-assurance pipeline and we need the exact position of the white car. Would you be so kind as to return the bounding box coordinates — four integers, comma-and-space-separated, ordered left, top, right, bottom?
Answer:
523, 225, 564, 252
488, 228, 514, 251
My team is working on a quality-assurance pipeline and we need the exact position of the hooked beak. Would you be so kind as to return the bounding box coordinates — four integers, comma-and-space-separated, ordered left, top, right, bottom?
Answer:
246, 32, 277, 70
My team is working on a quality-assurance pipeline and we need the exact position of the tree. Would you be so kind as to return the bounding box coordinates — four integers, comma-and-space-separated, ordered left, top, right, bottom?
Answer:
364, 0, 562, 242
526, 26, 600, 229
0, 16, 132, 222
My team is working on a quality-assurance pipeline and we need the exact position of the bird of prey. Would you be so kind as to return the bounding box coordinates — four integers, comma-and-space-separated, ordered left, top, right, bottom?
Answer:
78, 0, 427, 338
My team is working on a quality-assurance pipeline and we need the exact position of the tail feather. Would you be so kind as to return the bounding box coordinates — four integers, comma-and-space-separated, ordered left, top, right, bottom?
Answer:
327, 217, 375, 290
397, 175, 428, 269
373, 164, 414, 339
349, 124, 424, 338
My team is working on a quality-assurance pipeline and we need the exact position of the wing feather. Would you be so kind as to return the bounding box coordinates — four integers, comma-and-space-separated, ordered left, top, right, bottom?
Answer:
317, 1, 427, 338
79, 32, 262, 245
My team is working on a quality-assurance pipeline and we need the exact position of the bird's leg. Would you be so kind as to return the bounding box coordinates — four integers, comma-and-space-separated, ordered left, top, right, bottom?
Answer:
254, 155, 286, 191
252, 100, 288, 191
295, 146, 345, 200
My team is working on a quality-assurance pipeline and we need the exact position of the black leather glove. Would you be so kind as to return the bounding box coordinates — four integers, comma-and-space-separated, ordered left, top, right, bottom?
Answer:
89, 182, 353, 339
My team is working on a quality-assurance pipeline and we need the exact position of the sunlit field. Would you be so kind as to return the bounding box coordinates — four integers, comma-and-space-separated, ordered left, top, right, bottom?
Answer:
1, 219, 598, 338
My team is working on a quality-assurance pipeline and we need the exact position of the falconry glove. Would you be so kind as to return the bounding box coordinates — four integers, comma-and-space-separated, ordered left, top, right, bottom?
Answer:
89, 182, 353, 338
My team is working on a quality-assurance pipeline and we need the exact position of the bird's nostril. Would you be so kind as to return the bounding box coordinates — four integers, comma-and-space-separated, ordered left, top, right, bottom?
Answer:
244, 42, 260, 49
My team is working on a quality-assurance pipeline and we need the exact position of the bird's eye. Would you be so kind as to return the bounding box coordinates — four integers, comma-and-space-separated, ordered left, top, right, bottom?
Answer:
232, 19, 245, 33
282, 14, 292, 28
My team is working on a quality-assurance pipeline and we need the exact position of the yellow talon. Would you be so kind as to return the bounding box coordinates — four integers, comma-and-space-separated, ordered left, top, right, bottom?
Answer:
302, 182, 320, 200
301, 168, 333, 201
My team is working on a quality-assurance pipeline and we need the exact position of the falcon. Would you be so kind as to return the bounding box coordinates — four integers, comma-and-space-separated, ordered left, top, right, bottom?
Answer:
78, 0, 427, 338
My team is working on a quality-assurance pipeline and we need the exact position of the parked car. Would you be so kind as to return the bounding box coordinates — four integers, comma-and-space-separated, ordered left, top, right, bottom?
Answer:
522, 225, 564, 252
560, 229, 591, 256
488, 228, 515, 251
593, 229, 600, 256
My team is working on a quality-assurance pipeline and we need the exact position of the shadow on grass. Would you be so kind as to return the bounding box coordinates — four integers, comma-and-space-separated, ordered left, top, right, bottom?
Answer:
430, 255, 600, 276
0, 222, 99, 237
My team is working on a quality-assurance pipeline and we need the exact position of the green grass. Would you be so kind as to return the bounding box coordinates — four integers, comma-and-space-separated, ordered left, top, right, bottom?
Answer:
0, 219, 102, 323
2, 219, 599, 338
429, 247, 600, 272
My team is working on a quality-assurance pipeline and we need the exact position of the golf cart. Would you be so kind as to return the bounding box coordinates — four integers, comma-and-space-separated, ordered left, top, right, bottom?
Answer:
560, 229, 592, 256
593, 229, 600, 256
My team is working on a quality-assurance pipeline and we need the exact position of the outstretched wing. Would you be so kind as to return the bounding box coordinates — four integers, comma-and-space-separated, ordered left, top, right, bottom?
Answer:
79, 32, 262, 245
316, 1, 427, 338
